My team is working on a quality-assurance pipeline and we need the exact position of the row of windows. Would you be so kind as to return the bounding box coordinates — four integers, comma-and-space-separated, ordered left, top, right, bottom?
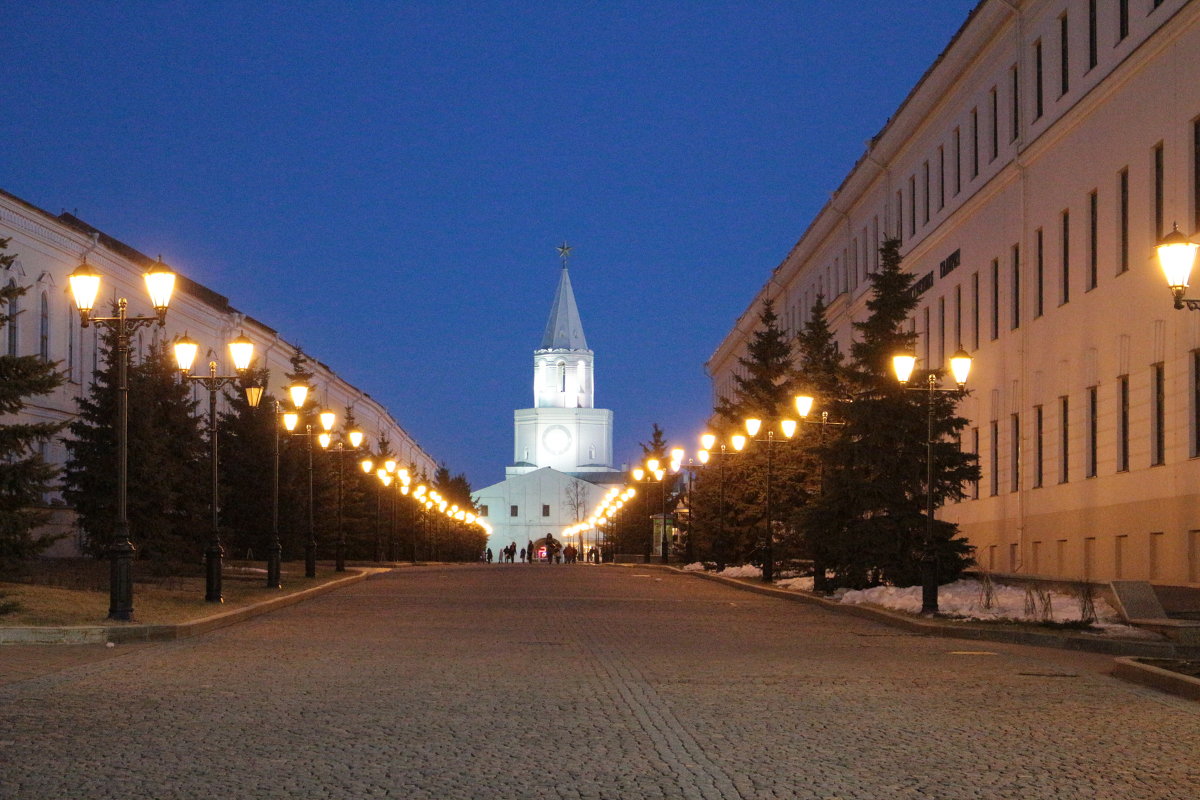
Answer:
980, 526, 1185, 581
782, 1, 1177, 339
476, 504, 553, 519
968, 349, 1200, 498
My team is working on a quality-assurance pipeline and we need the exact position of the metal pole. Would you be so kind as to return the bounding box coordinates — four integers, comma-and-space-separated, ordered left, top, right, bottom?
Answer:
109, 300, 135, 621
763, 433, 774, 584
812, 413, 828, 593
660, 479, 669, 564
305, 427, 316, 578
335, 450, 345, 572
922, 376, 938, 614
716, 449, 726, 572
204, 369, 224, 602
268, 400, 281, 588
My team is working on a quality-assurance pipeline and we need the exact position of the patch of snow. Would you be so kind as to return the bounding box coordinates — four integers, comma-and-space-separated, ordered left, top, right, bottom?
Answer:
838, 578, 1155, 637
681, 562, 707, 572
777, 576, 814, 591
718, 565, 762, 578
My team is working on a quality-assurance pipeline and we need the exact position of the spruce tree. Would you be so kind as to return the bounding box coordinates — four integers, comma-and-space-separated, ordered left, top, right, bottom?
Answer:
215, 364, 274, 559
0, 237, 66, 567
65, 329, 208, 562
823, 238, 979, 588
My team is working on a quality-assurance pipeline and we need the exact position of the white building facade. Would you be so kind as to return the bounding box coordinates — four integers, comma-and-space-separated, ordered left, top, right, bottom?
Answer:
0, 188, 436, 555
708, 0, 1200, 586
474, 262, 623, 557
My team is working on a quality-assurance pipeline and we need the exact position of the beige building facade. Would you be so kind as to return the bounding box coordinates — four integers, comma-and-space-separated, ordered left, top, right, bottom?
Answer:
0, 188, 435, 555
708, 0, 1200, 586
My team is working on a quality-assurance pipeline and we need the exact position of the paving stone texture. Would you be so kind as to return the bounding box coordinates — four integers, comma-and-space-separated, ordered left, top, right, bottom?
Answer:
2, 564, 1199, 799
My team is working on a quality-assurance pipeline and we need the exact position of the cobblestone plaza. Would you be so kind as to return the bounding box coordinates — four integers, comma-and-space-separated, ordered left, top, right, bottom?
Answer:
3, 566, 1199, 799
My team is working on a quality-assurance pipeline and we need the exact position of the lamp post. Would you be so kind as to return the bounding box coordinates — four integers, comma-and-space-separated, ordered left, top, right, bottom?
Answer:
283, 394, 335, 578
791, 394, 847, 592
893, 347, 973, 615
69, 258, 176, 621
698, 432, 744, 572
318, 421, 364, 572
267, 398, 284, 588
631, 461, 667, 563
739, 415, 801, 584
173, 332, 258, 603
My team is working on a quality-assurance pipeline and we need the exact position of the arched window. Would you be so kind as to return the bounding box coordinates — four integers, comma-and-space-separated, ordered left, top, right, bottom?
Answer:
67, 300, 75, 381
39, 292, 49, 361
557, 361, 566, 392
6, 280, 18, 356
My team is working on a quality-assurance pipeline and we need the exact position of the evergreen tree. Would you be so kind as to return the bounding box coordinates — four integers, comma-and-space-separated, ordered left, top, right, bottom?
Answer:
0, 237, 66, 567
715, 298, 795, 423
215, 363, 274, 559
65, 328, 208, 562
821, 238, 979, 588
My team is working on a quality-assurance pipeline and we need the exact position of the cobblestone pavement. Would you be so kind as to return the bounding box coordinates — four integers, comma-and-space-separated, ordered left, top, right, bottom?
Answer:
3, 565, 1199, 799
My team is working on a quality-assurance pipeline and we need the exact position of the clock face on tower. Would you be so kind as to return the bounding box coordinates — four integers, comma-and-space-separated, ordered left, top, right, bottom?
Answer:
542, 425, 573, 456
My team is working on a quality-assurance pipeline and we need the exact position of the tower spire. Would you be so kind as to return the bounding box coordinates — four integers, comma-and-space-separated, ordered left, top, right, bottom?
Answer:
540, 243, 588, 351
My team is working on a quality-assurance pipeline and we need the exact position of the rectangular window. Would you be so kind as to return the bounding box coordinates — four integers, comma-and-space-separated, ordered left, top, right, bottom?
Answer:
1059, 14, 1069, 97
971, 272, 980, 350
1154, 142, 1165, 241
953, 127, 962, 195
923, 161, 930, 224
1034, 40, 1044, 119
971, 107, 979, 178
1061, 210, 1071, 305
937, 297, 945, 368
1011, 412, 1021, 492
938, 146, 945, 210
954, 284, 962, 349
989, 86, 999, 161
923, 306, 930, 367
1011, 243, 1021, 330
1060, 395, 1070, 484
510, 505, 519, 517
1118, 374, 1130, 471
896, 190, 904, 242
1153, 362, 1166, 466
542, 504, 550, 517
1010, 65, 1020, 141
1035, 228, 1045, 317
1119, 168, 1130, 273
909, 175, 917, 237
1194, 119, 1200, 232
990, 258, 1000, 341
1119, 0, 1129, 42
1087, 385, 1098, 478
1034, 404, 1045, 488
480, 505, 489, 517
1088, 190, 1098, 290
972, 427, 980, 499
990, 420, 1000, 497
1088, 0, 1098, 70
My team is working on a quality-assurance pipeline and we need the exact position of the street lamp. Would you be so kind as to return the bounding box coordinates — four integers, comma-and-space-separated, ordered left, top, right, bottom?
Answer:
1158, 223, 1200, 309
174, 332, 258, 603
630, 461, 668, 563
318, 418, 364, 571
283, 385, 334, 578
893, 347, 973, 615
791, 394, 847, 592
697, 431, 744, 571
69, 257, 176, 620
738, 414, 800, 584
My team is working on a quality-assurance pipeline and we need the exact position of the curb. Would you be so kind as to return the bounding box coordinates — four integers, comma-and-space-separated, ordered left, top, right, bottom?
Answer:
0, 568, 385, 645
661, 565, 1188, 659
1112, 657, 1200, 701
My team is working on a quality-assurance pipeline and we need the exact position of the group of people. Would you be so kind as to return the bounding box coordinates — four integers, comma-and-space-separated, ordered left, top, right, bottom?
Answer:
482, 537, 603, 564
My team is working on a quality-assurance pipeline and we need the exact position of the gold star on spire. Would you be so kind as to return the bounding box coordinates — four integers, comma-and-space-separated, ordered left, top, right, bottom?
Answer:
557, 241, 572, 267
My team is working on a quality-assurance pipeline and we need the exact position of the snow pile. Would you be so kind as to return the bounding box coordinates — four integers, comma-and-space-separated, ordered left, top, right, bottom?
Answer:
718, 564, 762, 578
777, 576, 814, 591
680, 562, 707, 572
837, 578, 1152, 636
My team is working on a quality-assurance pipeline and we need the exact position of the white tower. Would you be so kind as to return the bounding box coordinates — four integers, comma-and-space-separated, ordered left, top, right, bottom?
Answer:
509, 244, 613, 476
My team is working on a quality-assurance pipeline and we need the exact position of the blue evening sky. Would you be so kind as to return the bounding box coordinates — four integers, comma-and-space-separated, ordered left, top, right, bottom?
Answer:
2, 1, 979, 488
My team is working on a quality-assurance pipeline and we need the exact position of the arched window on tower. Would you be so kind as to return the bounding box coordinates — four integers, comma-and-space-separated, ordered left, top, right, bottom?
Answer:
557, 361, 566, 393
